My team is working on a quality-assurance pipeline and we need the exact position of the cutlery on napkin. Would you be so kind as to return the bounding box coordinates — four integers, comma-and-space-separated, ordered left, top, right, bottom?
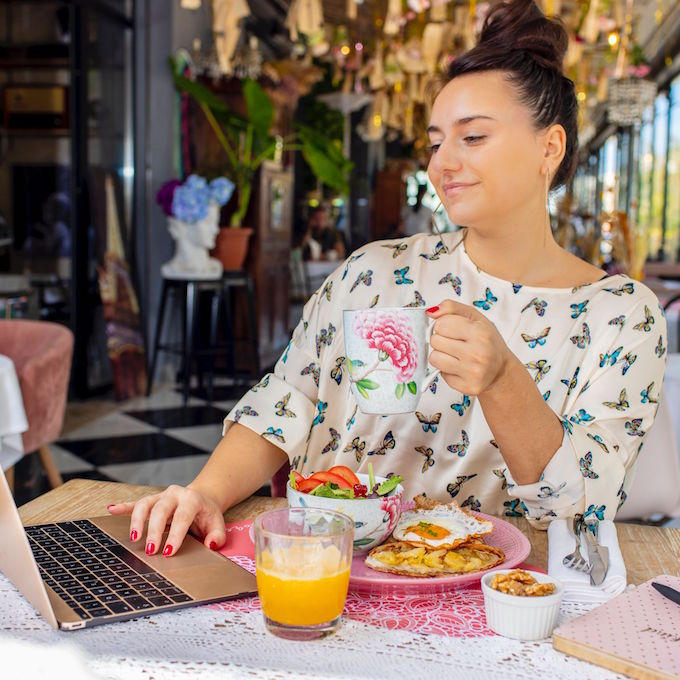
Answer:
548, 519, 626, 603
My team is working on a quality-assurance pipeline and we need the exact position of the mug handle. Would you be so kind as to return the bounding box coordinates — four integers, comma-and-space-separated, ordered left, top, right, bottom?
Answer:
420, 318, 441, 393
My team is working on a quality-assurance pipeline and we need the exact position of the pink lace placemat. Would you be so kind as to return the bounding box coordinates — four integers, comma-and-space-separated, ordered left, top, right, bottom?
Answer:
209, 520, 538, 638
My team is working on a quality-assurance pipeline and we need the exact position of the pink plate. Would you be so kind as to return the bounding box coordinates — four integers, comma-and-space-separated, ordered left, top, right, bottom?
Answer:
349, 512, 531, 595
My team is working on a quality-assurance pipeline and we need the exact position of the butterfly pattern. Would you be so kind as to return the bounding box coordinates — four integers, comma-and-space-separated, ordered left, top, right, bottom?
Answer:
439, 273, 462, 295
274, 392, 296, 418
381, 243, 407, 259
521, 326, 551, 349
419, 240, 447, 261
394, 266, 414, 285
368, 431, 396, 456
321, 428, 341, 455
415, 412, 441, 433
350, 270, 373, 293
521, 297, 547, 317
447, 430, 470, 457
343, 437, 366, 463
233, 405, 258, 423
447, 474, 478, 498
329, 357, 345, 385
224, 233, 666, 523
640, 382, 658, 405
451, 395, 471, 416
570, 323, 590, 349
300, 362, 320, 387
473, 288, 497, 311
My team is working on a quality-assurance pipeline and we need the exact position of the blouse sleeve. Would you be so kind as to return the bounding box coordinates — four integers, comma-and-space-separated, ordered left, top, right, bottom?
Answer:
221, 263, 343, 462
506, 290, 667, 526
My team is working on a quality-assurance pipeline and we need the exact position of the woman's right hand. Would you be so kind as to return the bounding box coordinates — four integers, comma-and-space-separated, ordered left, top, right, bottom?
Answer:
107, 484, 227, 557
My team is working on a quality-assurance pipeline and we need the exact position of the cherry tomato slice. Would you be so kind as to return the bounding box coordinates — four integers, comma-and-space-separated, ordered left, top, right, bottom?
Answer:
309, 471, 352, 489
296, 478, 323, 493
290, 470, 305, 485
327, 465, 361, 487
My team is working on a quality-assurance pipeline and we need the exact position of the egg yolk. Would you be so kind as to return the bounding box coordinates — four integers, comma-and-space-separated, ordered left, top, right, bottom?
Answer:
407, 522, 451, 540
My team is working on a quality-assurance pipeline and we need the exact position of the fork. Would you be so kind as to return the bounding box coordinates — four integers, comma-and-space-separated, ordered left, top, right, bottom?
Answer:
562, 515, 592, 573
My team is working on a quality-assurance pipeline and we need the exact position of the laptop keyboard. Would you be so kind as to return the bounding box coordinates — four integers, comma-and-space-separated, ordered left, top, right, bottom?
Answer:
26, 519, 193, 621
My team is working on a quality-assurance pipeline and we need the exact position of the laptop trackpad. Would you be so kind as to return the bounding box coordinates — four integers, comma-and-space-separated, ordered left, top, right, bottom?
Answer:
90, 514, 257, 600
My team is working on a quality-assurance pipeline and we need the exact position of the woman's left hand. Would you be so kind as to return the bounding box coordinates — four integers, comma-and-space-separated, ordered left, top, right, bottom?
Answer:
427, 300, 513, 395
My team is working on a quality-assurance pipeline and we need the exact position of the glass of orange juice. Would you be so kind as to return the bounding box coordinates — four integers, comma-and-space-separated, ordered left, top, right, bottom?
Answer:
253, 507, 353, 640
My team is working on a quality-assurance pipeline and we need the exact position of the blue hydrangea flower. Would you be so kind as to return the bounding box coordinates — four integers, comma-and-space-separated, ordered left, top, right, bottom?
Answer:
209, 177, 235, 206
172, 183, 209, 222
185, 174, 208, 191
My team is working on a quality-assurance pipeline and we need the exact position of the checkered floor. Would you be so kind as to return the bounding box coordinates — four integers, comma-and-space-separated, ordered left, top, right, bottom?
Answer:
13, 382, 267, 507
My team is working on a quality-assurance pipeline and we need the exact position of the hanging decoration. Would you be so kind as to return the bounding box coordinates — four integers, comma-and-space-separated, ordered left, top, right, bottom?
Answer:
212, 0, 251, 75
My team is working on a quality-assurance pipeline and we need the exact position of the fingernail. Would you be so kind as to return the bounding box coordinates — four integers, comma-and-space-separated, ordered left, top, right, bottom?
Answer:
163, 544, 173, 557
130, 530, 138, 541
146, 542, 155, 555
426, 306, 439, 314
209, 541, 217, 551
107, 504, 115, 510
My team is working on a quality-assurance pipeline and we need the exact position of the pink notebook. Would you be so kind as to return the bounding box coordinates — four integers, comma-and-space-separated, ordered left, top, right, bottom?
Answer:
553, 575, 680, 680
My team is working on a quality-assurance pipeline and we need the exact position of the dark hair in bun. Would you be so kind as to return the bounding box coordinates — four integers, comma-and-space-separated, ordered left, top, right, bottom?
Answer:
445, 0, 578, 189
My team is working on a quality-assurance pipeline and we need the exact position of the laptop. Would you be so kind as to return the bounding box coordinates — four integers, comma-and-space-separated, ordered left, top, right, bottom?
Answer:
0, 472, 257, 630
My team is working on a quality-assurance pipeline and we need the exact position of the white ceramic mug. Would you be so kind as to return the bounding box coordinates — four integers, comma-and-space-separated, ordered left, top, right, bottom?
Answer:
342, 307, 439, 415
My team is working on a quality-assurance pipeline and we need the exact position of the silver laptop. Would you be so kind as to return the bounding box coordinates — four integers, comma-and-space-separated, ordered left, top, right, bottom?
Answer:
0, 472, 257, 630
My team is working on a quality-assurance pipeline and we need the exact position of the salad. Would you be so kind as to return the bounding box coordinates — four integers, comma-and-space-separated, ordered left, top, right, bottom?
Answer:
289, 462, 403, 500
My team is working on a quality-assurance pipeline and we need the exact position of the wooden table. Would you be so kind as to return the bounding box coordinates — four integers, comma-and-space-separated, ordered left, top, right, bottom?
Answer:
18, 479, 680, 586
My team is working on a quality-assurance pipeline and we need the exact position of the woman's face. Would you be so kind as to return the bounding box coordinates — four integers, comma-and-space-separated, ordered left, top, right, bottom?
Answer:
427, 71, 548, 231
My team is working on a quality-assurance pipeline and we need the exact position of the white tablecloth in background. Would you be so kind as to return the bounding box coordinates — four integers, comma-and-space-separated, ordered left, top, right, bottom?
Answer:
0, 354, 27, 470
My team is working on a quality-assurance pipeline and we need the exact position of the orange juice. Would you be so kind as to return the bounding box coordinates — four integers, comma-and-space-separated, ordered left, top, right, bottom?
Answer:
256, 544, 351, 626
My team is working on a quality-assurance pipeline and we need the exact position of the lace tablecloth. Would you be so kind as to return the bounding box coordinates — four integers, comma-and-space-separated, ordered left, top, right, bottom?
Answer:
0, 570, 626, 680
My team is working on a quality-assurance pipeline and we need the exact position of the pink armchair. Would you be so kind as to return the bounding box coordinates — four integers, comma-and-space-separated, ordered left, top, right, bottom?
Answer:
0, 320, 73, 490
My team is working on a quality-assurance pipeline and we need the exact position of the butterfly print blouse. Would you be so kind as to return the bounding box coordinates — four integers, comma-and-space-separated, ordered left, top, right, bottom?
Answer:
225, 232, 667, 524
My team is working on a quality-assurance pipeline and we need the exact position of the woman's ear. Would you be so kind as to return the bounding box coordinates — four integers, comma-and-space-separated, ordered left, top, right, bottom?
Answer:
543, 123, 567, 175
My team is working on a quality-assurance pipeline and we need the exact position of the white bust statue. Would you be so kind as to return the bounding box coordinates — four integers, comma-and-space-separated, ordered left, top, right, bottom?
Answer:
162, 202, 223, 280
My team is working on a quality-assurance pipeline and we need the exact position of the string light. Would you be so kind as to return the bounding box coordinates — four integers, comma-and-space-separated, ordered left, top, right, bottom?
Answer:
340, 45, 350, 56
608, 31, 619, 47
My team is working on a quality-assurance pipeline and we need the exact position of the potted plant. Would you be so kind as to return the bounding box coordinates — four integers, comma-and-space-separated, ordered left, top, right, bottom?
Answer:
169, 57, 352, 270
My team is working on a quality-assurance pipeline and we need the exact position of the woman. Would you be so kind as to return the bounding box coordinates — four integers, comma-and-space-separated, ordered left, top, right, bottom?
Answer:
110, 0, 666, 557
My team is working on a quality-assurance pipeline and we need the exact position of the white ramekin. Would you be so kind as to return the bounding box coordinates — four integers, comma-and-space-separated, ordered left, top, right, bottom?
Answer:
480, 569, 564, 641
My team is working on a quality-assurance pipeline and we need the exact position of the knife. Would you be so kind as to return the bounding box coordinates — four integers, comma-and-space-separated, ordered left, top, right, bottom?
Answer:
652, 581, 680, 606
581, 519, 609, 586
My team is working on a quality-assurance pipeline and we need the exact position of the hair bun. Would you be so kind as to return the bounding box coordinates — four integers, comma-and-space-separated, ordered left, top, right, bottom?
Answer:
479, 0, 568, 74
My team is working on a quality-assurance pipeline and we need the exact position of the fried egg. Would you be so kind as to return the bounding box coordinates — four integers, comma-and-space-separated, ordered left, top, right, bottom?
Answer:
391, 501, 493, 549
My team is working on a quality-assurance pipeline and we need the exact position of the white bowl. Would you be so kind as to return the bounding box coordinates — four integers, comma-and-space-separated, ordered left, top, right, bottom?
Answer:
286, 473, 403, 554
481, 569, 564, 641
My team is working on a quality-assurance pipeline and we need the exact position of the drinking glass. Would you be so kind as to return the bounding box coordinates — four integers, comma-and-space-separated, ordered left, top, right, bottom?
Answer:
253, 508, 353, 640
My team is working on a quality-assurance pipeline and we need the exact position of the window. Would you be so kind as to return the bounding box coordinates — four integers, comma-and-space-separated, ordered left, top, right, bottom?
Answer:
650, 93, 669, 258
664, 76, 680, 261
637, 105, 655, 256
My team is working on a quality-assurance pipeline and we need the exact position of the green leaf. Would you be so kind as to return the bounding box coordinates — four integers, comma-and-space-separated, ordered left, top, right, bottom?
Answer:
356, 384, 369, 399
300, 141, 350, 194
353, 537, 375, 547
356, 379, 380, 391
395, 383, 406, 399
407, 381, 418, 395
309, 483, 354, 499
377, 475, 403, 496
288, 472, 297, 490
368, 462, 375, 493
243, 78, 273, 140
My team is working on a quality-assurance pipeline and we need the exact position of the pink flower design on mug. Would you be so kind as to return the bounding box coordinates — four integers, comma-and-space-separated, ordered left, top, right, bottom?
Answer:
380, 494, 402, 533
353, 311, 418, 383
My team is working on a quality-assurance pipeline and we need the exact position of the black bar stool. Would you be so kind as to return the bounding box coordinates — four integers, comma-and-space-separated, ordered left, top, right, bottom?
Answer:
147, 273, 259, 404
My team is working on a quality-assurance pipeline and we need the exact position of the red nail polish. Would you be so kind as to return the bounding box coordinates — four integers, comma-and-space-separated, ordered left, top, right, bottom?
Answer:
130, 530, 138, 541
146, 542, 155, 555
426, 305, 440, 314
107, 504, 115, 510
209, 541, 217, 551
163, 545, 173, 557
